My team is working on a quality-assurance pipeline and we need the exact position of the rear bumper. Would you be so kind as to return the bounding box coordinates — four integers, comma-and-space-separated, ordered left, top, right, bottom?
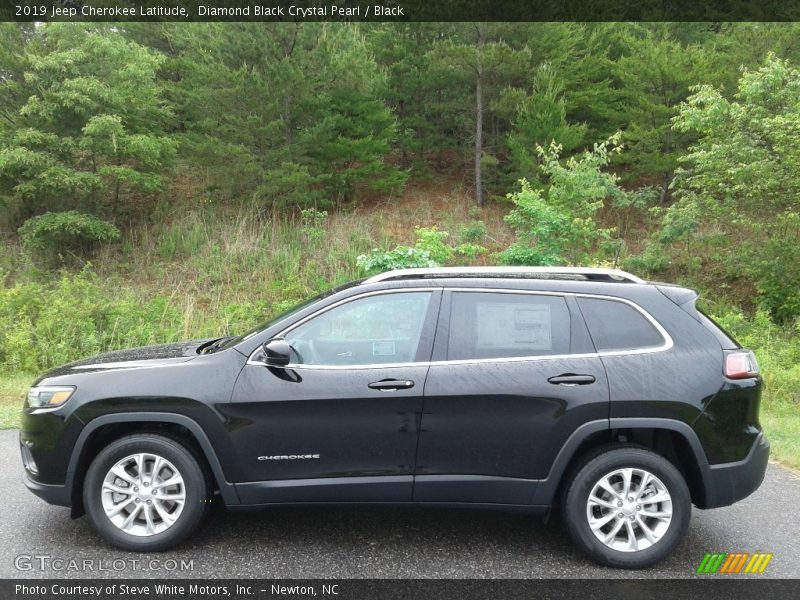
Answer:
23, 472, 70, 507
701, 432, 770, 509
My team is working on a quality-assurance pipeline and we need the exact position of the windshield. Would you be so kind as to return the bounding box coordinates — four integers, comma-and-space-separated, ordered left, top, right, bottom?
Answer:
218, 280, 363, 350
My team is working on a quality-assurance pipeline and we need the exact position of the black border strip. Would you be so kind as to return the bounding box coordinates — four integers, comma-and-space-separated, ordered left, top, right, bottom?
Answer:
4, 1, 800, 23
3, 579, 799, 600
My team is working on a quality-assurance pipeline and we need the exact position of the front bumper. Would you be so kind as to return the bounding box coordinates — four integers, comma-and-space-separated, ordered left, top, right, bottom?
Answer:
701, 432, 770, 509
23, 472, 70, 507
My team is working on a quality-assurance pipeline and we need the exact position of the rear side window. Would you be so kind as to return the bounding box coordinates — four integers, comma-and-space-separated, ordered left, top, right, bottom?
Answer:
447, 292, 571, 360
577, 297, 665, 352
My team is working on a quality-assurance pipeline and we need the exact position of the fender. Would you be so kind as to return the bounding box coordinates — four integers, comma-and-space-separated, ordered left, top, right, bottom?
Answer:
531, 417, 712, 505
65, 412, 240, 505
610, 417, 710, 469
531, 419, 608, 505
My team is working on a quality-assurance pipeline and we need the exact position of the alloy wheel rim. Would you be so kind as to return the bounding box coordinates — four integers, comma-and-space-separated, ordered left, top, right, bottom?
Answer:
101, 453, 186, 537
586, 467, 673, 552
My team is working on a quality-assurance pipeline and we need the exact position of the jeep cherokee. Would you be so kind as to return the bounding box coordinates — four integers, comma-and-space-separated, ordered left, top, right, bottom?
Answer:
20, 267, 769, 568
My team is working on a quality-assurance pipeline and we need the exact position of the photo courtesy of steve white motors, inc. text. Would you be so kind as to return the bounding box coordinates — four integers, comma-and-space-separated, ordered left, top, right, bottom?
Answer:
14, 583, 338, 597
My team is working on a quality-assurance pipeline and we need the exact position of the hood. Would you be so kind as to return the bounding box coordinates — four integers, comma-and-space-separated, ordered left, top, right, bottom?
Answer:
36, 339, 214, 380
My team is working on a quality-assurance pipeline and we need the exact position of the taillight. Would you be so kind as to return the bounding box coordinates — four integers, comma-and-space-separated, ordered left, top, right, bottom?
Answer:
725, 350, 760, 379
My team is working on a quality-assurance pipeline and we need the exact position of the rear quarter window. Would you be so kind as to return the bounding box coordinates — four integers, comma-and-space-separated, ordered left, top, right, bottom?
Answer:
577, 297, 665, 352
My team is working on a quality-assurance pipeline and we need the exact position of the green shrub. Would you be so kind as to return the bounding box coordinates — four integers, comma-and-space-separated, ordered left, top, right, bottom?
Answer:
414, 226, 452, 264
499, 136, 631, 266
18, 211, 119, 265
356, 226, 462, 275
460, 221, 487, 244
299, 208, 328, 243
453, 243, 487, 260
356, 246, 438, 275
750, 223, 800, 322
623, 241, 671, 274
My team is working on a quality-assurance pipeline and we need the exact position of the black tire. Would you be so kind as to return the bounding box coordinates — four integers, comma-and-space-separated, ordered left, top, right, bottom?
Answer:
83, 433, 210, 551
562, 447, 691, 569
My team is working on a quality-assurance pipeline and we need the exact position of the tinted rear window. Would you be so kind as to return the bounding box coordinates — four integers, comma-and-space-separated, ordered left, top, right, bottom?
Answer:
447, 292, 571, 360
577, 297, 664, 352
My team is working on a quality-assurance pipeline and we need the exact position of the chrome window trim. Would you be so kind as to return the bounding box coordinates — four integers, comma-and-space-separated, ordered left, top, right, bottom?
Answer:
246, 287, 673, 370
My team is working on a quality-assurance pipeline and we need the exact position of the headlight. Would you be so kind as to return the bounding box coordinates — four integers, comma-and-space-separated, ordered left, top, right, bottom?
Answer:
26, 386, 76, 409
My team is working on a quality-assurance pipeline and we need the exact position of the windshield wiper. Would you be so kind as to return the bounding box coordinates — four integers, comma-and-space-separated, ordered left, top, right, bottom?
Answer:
200, 336, 235, 354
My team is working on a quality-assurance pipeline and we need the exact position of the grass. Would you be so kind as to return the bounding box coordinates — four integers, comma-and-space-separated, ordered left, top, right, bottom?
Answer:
761, 399, 800, 471
0, 373, 31, 429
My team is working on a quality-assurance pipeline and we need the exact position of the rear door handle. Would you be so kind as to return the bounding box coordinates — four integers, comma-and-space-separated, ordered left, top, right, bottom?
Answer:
547, 373, 596, 386
368, 379, 415, 391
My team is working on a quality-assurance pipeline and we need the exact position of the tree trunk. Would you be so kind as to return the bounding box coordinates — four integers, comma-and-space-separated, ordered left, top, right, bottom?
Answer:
474, 27, 485, 207
112, 150, 121, 219
660, 125, 673, 204
659, 170, 672, 204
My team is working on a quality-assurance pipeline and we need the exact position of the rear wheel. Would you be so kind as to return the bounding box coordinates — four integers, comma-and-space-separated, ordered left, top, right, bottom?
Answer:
562, 447, 691, 568
83, 433, 210, 551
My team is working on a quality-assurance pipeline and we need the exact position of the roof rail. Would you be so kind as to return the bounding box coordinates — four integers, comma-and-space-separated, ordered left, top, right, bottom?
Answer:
364, 266, 646, 284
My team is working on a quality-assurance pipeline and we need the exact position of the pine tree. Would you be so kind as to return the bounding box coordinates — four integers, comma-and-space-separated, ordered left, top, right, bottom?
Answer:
0, 24, 175, 221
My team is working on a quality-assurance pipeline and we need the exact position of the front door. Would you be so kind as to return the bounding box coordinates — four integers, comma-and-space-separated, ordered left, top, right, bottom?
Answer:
229, 290, 440, 504
414, 290, 609, 504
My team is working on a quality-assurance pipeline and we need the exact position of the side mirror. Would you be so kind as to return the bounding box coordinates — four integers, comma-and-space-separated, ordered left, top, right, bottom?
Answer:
262, 338, 292, 367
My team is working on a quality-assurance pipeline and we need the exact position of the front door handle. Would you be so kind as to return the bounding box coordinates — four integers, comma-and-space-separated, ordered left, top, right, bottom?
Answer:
547, 373, 596, 386
368, 379, 415, 391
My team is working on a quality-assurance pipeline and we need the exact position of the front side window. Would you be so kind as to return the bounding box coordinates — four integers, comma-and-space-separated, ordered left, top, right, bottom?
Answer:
447, 292, 571, 360
285, 292, 432, 366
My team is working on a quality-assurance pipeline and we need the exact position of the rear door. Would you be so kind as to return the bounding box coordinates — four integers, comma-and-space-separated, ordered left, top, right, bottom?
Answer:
414, 289, 609, 504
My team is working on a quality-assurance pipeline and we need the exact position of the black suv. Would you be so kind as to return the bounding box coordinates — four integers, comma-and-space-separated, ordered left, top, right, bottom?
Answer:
20, 267, 768, 568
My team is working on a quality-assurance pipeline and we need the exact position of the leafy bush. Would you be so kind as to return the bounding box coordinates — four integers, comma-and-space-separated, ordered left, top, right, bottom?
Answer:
356, 247, 438, 276
18, 211, 120, 265
623, 241, 671, 274
414, 226, 452, 264
750, 212, 800, 321
670, 54, 800, 320
497, 179, 570, 266
299, 208, 328, 243
453, 243, 487, 260
459, 220, 487, 244
498, 136, 628, 266
356, 226, 470, 275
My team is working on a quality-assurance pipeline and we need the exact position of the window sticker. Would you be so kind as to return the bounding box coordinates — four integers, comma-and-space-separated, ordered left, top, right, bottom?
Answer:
476, 302, 553, 351
372, 341, 396, 356
513, 306, 552, 346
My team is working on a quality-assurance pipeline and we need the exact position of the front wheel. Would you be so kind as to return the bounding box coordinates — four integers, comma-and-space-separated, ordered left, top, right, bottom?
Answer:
562, 447, 691, 569
83, 433, 210, 551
